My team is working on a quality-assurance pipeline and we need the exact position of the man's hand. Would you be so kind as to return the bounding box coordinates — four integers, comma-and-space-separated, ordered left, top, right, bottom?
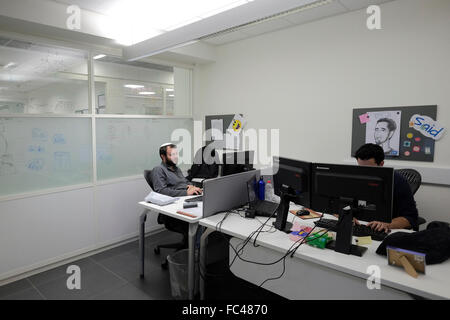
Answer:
367, 221, 391, 233
187, 185, 203, 195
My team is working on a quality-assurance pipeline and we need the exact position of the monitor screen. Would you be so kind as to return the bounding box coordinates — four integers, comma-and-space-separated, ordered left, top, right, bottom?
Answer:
272, 157, 312, 208
311, 163, 394, 223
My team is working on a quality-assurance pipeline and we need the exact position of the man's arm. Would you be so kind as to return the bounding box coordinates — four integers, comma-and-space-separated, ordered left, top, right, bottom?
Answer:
395, 176, 419, 230
151, 167, 188, 197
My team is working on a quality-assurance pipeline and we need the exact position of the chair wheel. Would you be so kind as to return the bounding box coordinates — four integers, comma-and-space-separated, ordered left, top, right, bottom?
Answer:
161, 261, 168, 270
154, 247, 160, 255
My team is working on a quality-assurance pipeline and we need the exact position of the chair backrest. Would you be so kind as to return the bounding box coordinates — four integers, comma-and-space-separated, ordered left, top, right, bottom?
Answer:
187, 146, 220, 180
395, 168, 422, 195
144, 170, 154, 189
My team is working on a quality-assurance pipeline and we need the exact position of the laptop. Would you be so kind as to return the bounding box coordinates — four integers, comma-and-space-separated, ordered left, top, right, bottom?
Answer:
246, 177, 279, 217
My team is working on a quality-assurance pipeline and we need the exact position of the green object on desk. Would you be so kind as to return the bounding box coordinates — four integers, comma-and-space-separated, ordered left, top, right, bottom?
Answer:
306, 232, 333, 249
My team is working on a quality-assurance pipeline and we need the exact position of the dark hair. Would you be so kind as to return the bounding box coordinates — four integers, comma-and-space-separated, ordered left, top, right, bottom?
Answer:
159, 144, 176, 159
354, 143, 385, 165
376, 118, 397, 132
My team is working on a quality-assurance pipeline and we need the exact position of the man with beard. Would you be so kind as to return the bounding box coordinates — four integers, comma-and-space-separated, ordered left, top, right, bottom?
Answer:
151, 143, 202, 196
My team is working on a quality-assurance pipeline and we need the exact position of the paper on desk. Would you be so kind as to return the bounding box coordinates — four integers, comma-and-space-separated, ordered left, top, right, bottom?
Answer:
356, 236, 372, 246
144, 191, 178, 206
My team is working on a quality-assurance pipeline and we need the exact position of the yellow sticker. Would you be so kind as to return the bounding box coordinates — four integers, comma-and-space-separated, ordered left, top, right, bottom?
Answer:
356, 236, 372, 245
407, 133, 413, 139
232, 119, 242, 131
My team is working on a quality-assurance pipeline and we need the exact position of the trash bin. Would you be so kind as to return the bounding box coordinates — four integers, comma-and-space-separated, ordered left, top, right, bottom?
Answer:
167, 249, 198, 299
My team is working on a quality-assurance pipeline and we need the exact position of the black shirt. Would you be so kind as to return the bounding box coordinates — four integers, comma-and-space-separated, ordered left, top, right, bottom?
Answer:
393, 172, 419, 230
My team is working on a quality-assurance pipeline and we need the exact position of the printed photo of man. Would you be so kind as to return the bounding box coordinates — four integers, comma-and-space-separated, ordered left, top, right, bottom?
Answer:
374, 118, 398, 156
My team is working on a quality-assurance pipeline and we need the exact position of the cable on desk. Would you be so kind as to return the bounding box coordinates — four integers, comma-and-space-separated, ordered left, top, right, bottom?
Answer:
257, 227, 331, 288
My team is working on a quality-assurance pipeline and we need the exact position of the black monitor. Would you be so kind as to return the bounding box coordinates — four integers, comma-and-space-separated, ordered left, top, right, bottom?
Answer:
311, 163, 394, 223
271, 156, 312, 232
272, 157, 312, 208
222, 150, 254, 176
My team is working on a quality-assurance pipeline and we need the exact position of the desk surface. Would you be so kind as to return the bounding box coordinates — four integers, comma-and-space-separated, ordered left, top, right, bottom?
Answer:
200, 210, 450, 300
139, 196, 203, 223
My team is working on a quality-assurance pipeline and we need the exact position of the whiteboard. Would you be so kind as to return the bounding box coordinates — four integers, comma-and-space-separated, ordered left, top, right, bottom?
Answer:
96, 118, 193, 180
0, 117, 92, 197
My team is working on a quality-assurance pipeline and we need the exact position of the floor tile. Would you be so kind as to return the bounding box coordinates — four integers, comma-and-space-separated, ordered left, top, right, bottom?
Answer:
0, 279, 33, 299
35, 262, 126, 300
91, 282, 153, 300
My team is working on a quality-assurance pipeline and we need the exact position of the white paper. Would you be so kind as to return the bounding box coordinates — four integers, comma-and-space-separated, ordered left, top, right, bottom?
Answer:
211, 119, 223, 141
145, 191, 178, 206
365, 111, 401, 156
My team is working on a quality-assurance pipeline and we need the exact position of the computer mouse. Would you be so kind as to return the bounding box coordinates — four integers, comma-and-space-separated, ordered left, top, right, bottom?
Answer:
296, 209, 310, 216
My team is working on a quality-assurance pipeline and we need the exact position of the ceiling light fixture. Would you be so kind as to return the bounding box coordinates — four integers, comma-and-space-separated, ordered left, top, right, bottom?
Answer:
93, 54, 106, 60
139, 91, 156, 95
124, 84, 145, 89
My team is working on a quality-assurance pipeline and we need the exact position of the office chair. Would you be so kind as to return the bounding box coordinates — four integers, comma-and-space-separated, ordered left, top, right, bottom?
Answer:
186, 146, 220, 186
143, 170, 189, 269
395, 168, 426, 229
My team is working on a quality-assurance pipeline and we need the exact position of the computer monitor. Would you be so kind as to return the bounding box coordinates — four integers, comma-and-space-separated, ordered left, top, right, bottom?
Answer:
272, 157, 312, 208
271, 157, 312, 232
222, 150, 255, 176
311, 163, 394, 223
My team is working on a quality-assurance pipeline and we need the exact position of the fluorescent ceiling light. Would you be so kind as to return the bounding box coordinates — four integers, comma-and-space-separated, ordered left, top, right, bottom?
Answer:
139, 91, 156, 95
3, 62, 17, 69
165, 88, 174, 92
101, 0, 256, 46
168, 94, 175, 97
93, 54, 106, 60
124, 0, 324, 60
124, 84, 145, 89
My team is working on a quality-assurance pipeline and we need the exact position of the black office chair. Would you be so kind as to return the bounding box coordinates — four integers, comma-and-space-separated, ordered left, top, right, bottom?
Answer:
395, 168, 426, 228
186, 146, 220, 187
143, 170, 189, 269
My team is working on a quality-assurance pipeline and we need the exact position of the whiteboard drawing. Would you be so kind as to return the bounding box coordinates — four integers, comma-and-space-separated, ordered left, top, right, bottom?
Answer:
53, 133, 66, 144
54, 152, 71, 171
28, 158, 45, 171
32, 128, 48, 142
0, 121, 17, 175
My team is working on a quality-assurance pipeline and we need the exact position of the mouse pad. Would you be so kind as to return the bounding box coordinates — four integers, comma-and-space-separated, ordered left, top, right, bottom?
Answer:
289, 208, 322, 220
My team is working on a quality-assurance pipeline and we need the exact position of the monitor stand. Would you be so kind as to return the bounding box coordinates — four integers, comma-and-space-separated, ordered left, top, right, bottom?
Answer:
329, 199, 367, 257
273, 191, 294, 233
326, 240, 367, 257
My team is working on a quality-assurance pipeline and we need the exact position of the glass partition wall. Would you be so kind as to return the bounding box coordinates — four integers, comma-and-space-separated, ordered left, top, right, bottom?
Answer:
0, 35, 193, 197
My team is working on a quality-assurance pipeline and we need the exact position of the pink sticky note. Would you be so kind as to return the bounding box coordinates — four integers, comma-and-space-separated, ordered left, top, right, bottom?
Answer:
359, 113, 370, 124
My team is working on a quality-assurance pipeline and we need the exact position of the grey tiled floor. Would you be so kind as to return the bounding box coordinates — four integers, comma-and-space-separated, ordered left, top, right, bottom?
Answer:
0, 230, 182, 300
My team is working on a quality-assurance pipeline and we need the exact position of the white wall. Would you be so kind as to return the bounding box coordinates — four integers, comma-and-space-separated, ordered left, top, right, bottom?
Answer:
193, 0, 450, 224
0, 178, 161, 284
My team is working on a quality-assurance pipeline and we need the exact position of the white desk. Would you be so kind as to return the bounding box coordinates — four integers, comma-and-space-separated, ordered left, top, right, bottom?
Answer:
199, 211, 450, 300
138, 196, 202, 300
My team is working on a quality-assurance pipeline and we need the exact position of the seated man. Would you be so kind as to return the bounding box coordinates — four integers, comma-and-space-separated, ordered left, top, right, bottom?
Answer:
151, 143, 202, 197
354, 143, 419, 232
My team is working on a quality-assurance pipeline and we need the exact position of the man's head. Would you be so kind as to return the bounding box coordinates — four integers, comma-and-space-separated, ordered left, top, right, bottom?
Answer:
159, 143, 178, 167
354, 143, 385, 167
374, 118, 396, 145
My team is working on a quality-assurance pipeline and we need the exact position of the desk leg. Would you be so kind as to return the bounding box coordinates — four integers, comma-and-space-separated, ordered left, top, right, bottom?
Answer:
139, 210, 148, 278
188, 223, 199, 300
200, 228, 214, 300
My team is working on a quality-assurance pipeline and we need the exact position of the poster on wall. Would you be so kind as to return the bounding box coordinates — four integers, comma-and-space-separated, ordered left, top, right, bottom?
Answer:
352, 105, 438, 162
365, 110, 402, 156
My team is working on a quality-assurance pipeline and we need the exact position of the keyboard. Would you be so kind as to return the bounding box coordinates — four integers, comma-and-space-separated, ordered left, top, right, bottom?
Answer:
185, 195, 203, 203
314, 218, 388, 241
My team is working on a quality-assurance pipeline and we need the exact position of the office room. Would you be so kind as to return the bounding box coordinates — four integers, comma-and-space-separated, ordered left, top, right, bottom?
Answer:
0, 0, 449, 309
